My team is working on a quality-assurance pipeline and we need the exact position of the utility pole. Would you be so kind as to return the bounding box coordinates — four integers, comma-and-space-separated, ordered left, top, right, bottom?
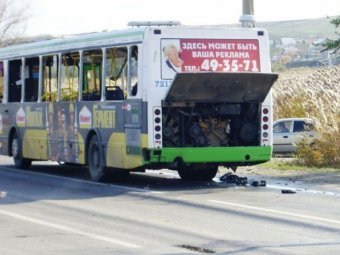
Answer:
239, 0, 255, 28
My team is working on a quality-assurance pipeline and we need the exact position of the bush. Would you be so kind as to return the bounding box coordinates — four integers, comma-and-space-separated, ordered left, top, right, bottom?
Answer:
271, 63, 287, 72
296, 129, 340, 168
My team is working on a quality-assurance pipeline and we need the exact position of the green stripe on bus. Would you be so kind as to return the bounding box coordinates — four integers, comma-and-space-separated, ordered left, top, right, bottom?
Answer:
146, 146, 272, 164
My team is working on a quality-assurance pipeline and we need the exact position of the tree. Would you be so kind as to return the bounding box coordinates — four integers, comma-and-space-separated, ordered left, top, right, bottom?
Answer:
322, 17, 340, 53
0, 0, 31, 47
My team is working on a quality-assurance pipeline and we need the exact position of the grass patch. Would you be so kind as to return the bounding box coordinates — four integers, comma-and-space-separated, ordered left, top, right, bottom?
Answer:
259, 158, 340, 172
259, 159, 310, 171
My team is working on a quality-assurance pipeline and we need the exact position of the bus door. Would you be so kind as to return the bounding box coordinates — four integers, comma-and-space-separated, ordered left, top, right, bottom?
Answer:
123, 45, 142, 168
104, 45, 142, 169
124, 100, 143, 168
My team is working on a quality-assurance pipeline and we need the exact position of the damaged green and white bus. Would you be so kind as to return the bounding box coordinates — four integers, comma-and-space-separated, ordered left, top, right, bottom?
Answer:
0, 21, 278, 181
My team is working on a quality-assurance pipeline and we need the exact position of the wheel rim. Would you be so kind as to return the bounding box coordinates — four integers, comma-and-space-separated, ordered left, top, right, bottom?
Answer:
12, 137, 19, 158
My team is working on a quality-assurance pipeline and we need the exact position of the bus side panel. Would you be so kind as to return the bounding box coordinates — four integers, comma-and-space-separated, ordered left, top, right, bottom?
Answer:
0, 103, 18, 156
0, 103, 48, 160
0, 102, 85, 164
105, 100, 148, 169
23, 129, 47, 160
43, 101, 122, 165
0, 100, 148, 168
75, 100, 146, 169
48, 102, 81, 163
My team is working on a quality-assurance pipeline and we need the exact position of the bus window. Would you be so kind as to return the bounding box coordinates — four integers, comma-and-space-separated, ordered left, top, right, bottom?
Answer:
129, 45, 138, 96
82, 49, 102, 101
105, 47, 127, 100
0, 62, 3, 103
24, 57, 39, 102
60, 52, 80, 101
42, 55, 58, 102
8, 59, 22, 103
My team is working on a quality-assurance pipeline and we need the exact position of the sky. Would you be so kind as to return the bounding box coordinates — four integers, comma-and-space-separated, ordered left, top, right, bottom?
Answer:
25, 0, 340, 36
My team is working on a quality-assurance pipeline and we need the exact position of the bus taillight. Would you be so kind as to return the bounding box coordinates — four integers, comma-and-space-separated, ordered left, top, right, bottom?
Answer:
261, 107, 270, 146
153, 107, 162, 148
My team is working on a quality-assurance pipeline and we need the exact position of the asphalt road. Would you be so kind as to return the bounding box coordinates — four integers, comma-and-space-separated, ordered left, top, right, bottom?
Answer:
1, 155, 340, 255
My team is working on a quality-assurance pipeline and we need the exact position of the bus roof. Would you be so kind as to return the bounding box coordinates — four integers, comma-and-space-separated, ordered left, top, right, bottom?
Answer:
0, 28, 145, 60
0, 24, 267, 60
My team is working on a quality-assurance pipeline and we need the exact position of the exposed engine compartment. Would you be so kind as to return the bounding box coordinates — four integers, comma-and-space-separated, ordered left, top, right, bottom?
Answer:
161, 72, 278, 149
162, 102, 260, 147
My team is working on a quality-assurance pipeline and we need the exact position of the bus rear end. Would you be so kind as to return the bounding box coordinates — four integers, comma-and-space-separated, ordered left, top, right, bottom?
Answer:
141, 25, 278, 180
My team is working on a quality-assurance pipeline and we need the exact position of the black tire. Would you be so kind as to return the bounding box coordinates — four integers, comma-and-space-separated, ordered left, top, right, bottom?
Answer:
11, 131, 32, 169
87, 135, 106, 181
178, 164, 218, 181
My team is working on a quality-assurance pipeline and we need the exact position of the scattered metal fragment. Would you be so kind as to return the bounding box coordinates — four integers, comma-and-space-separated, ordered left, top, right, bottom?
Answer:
260, 180, 266, 186
176, 244, 215, 254
281, 189, 296, 194
252, 180, 266, 187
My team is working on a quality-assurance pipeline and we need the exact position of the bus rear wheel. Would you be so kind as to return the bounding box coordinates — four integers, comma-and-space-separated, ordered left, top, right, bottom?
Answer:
11, 131, 31, 169
177, 163, 218, 181
87, 135, 106, 182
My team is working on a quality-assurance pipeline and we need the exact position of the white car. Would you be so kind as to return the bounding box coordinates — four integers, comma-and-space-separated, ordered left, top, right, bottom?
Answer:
273, 118, 316, 153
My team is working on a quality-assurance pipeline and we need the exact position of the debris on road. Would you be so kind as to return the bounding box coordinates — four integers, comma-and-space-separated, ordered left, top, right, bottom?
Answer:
176, 244, 215, 254
281, 189, 296, 194
220, 173, 248, 185
251, 180, 266, 187
220, 173, 266, 187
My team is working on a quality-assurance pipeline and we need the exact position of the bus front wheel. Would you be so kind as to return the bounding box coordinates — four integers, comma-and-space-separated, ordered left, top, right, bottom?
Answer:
11, 131, 32, 169
87, 135, 106, 181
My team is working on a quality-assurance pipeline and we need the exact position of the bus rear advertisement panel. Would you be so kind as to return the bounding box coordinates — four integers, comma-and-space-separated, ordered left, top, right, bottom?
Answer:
161, 38, 261, 80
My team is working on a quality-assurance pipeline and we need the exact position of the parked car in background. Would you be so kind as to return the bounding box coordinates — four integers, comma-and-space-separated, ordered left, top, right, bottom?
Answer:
273, 118, 316, 154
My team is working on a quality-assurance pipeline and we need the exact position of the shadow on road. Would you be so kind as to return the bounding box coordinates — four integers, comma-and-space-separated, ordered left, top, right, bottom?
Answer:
0, 159, 239, 205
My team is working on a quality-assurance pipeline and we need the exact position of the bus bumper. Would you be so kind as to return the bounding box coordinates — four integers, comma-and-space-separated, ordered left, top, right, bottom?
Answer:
144, 146, 272, 165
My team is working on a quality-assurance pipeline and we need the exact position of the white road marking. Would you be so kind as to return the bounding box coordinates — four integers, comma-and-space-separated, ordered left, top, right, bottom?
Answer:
266, 184, 340, 197
209, 200, 340, 226
0, 210, 140, 248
